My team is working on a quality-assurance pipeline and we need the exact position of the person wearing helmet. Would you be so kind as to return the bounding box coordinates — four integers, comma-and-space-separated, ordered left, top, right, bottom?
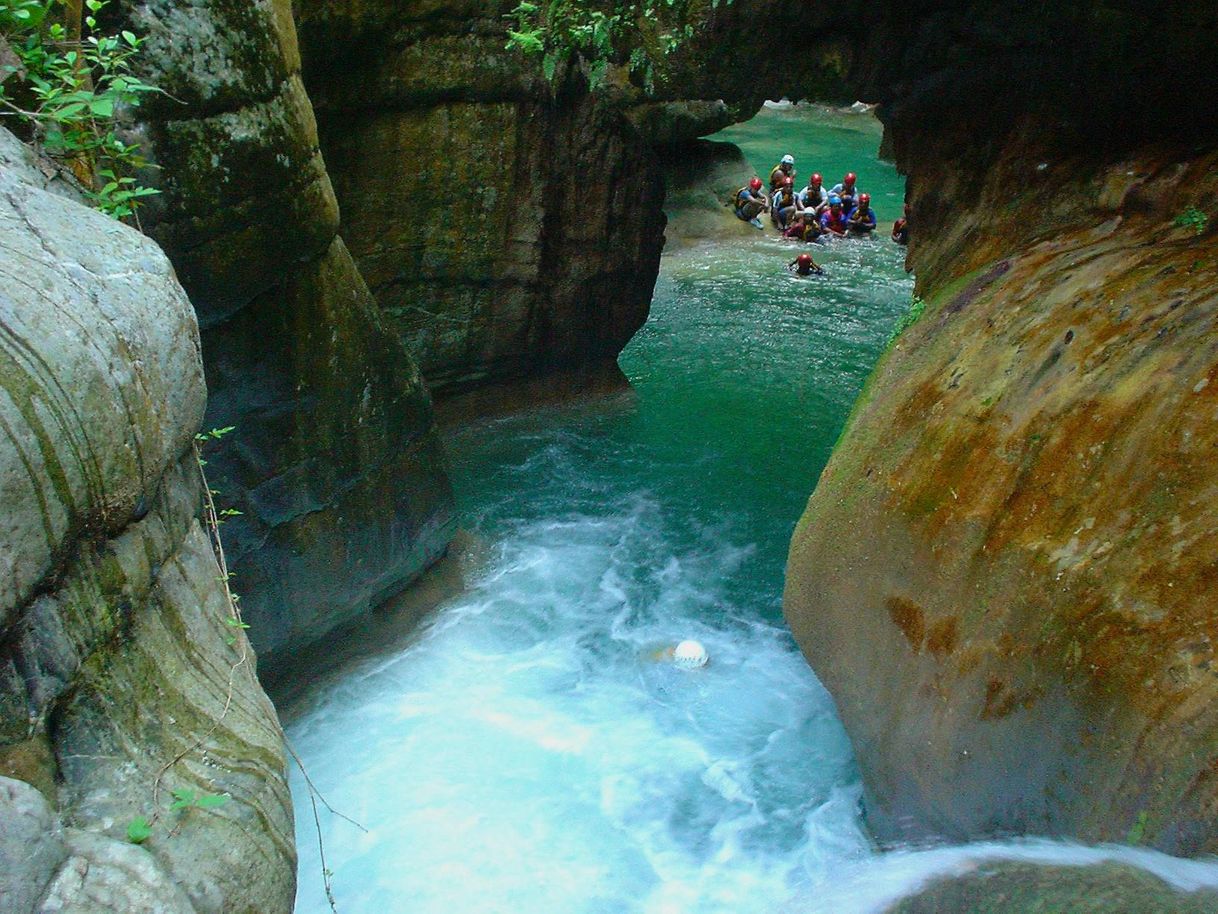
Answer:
788, 251, 824, 276
892, 203, 910, 245
830, 172, 860, 210
820, 195, 849, 236
783, 206, 824, 242
769, 154, 796, 192
652, 639, 710, 669
733, 176, 768, 226
771, 175, 797, 229
846, 192, 877, 236
798, 172, 828, 216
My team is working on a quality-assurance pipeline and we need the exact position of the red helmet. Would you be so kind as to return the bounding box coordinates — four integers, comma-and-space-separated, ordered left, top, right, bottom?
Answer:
844, 172, 857, 186
859, 193, 871, 205
797, 253, 812, 266
749, 177, 762, 191
811, 173, 823, 186
782, 175, 794, 187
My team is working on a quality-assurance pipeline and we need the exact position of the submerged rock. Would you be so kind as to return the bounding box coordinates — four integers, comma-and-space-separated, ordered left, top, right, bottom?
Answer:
0, 129, 293, 912
884, 860, 1218, 914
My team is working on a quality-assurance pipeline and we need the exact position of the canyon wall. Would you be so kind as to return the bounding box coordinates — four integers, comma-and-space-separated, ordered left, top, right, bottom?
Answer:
785, 2, 1218, 856
290, 0, 859, 392
118, 0, 456, 673
0, 130, 292, 914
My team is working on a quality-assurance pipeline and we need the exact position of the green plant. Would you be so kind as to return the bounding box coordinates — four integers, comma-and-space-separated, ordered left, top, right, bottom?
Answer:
887, 294, 926, 345
505, 0, 716, 90
126, 815, 152, 844
1174, 206, 1208, 236
170, 787, 229, 812
0, 0, 159, 219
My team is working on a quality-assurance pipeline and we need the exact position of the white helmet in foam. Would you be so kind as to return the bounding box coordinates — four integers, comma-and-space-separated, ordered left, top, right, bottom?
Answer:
781, 154, 795, 165
673, 639, 708, 670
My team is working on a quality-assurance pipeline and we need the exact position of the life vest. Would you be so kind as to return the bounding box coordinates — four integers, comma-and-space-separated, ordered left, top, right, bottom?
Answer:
849, 207, 876, 229
769, 165, 791, 190
821, 209, 848, 233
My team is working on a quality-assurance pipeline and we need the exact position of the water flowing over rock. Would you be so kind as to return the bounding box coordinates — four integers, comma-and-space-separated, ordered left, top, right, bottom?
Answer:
118, 0, 456, 670
0, 129, 292, 913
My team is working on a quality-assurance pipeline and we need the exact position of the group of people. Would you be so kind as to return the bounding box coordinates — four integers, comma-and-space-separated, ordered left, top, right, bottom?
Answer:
732, 153, 910, 275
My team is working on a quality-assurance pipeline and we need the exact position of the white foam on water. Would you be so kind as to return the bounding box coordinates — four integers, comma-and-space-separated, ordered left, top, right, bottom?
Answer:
289, 498, 867, 914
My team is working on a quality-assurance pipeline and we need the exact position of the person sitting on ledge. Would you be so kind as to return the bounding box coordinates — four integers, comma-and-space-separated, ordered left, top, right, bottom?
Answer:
769, 154, 796, 192
783, 208, 824, 242
734, 177, 769, 227
788, 251, 825, 276
771, 177, 798, 230
799, 172, 828, 217
846, 193, 877, 237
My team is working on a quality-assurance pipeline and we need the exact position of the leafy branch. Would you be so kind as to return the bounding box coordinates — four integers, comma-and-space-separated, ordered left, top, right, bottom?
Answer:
0, 0, 159, 219
505, 0, 712, 91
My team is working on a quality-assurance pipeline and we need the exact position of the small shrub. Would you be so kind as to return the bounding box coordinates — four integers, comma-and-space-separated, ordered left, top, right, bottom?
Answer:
0, 0, 159, 219
1174, 207, 1208, 236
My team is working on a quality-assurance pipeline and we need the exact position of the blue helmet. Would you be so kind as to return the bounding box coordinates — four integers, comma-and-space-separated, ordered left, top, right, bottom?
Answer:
828, 194, 842, 206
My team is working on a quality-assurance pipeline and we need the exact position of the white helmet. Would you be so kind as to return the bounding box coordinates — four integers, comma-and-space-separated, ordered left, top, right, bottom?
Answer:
673, 640, 708, 670
781, 154, 795, 165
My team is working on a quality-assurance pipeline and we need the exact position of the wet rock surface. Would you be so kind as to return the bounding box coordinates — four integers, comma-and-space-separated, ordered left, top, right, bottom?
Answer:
119, 0, 456, 665
0, 130, 293, 913
786, 130, 1218, 852
883, 860, 1218, 914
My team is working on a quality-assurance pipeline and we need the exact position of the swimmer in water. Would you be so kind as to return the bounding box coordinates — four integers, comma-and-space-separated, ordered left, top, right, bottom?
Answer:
651, 639, 710, 669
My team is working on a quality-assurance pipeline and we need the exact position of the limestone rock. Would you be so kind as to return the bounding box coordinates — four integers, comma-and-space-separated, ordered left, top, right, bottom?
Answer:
0, 137, 205, 625
116, 0, 457, 661
785, 137, 1218, 854
1, 130, 294, 913
0, 777, 66, 914
884, 860, 1218, 914
38, 829, 196, 914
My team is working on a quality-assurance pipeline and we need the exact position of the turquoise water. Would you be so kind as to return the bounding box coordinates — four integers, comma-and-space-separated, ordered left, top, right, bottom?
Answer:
284, 104, 1218, 913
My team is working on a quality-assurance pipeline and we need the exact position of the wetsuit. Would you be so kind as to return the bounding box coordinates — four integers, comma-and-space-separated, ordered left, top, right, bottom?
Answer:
892, 217, 909, 245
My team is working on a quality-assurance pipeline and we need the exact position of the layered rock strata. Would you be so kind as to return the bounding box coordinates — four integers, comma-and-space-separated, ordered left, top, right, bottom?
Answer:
0, 130, 292, 913
118, 0, 456, 670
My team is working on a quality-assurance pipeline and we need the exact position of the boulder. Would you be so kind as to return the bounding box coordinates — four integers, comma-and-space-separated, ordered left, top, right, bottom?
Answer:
884, 860, 1218, 914
785, 135, 1218, 853
0, 129, 294, 913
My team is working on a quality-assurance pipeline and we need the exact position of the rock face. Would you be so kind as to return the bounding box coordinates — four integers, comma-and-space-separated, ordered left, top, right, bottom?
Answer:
0, 130, 293, 913
119, 0, 456, 671
292, 0, 668, 391
784, 4, 1218, 857
884, 860, 1218, 914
